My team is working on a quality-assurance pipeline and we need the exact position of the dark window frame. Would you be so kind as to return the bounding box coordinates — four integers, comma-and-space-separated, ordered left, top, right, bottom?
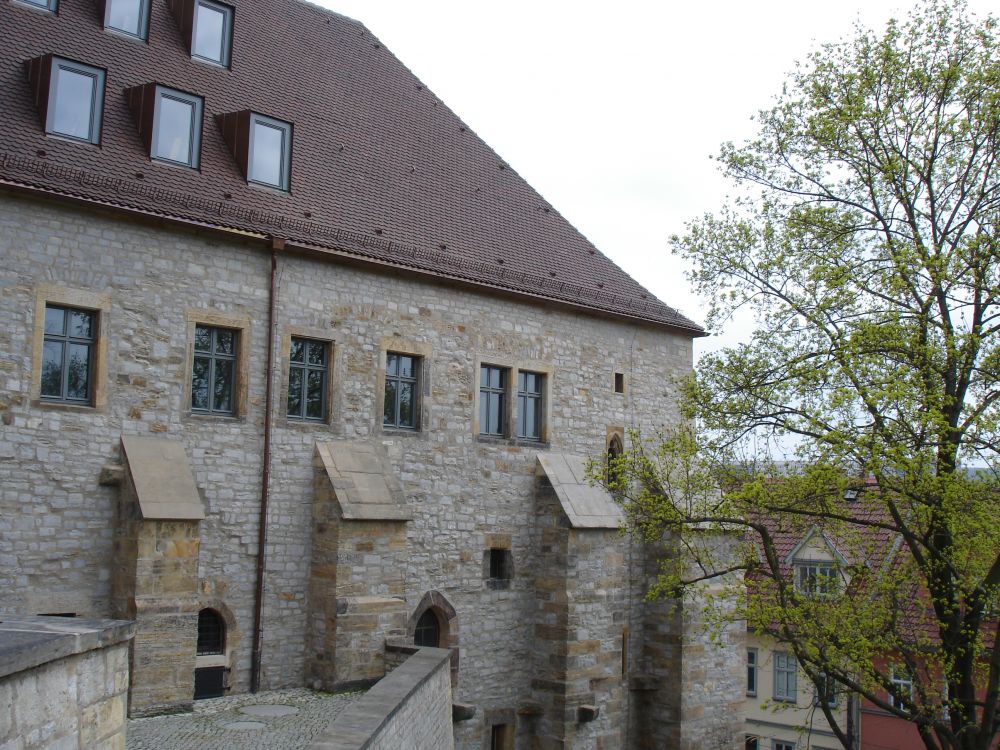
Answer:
104, 0, 151, 40
151, 85, 203, 168
413, 609, 440, 648
747, 647, 758, 697
191, 324, 238, 415
383, 352, 419, 430
479, 364, 508, 437
191, 0, 234, 67
248, 112, 292, 191
40, 304, 96, 404
516, 370, 543, 440
287, 337, 328, 422
46, 57, 106, 145
196, 608, 225, 655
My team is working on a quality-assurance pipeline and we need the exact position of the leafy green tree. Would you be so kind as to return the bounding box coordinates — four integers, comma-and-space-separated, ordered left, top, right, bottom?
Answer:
610, 2, 999, 748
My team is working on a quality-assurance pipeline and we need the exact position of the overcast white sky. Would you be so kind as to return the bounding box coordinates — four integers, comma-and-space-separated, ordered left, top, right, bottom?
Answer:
314, 0, 994, 355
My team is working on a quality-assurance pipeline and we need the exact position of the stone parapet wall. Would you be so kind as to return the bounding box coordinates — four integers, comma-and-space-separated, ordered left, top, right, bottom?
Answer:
0, 616, 134, 750
307, 647, 453, 750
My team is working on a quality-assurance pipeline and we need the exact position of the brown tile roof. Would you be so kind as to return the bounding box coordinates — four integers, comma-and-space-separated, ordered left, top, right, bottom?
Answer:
0, 0, 703, 334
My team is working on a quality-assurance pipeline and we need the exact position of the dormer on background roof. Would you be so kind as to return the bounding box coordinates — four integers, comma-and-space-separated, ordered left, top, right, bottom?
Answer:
99, 0, 151, 40
216, 110, 293, 191
125, 82, 204, 169
24, 53, 106, 145
167, 0, 234, 67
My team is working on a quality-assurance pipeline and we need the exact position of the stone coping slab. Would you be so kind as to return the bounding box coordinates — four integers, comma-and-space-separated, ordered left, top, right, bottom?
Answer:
307, 647, 452, 749
122, 435, 206, 520
536, 452, 623, 528
315, 441, 412, 521
0, 615, 135, 679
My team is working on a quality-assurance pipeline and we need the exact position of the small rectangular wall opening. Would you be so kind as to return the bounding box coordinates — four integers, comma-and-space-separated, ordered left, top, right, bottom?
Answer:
485, 548, 513, 589
194, 666, 227, 700
490, 723, 513, 750
614, 372, 625, 393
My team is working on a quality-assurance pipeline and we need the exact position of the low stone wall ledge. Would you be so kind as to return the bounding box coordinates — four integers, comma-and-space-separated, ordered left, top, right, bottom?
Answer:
308, 646, 453, 750
0, 615, 135, 678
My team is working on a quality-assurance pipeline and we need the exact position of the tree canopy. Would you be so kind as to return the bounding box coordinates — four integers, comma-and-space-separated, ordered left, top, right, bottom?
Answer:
610, 2, 1000, 748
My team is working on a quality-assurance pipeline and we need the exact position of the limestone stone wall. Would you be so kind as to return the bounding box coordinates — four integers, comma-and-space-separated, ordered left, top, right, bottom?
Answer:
0, 195, 718, 746
307, 647, 454, 750
0, 616, 133, 750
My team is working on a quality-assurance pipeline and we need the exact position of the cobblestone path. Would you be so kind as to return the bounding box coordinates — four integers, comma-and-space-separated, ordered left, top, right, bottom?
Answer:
126, 688, 365, 750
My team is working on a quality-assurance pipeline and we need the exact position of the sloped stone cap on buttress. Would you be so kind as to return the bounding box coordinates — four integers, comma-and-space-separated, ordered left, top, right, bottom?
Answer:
315, 441, 412, 521
536, 453, 623, 529
121, 435, 205, 520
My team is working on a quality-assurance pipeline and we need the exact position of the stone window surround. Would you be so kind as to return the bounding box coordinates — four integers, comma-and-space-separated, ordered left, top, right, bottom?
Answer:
483, 708, 516, 750
376, 336, 431, 434
472, 355, 552, 445
183, 309, 251, 420
31, 285, 111, 411
194, 599, 238, 691
276, 326, 337, 428
408, 590, 459, 682
482, 532, 513, 590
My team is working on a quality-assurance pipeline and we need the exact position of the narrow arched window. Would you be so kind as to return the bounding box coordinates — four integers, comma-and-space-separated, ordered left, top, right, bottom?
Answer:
414, 609, 440, 648
197, 608, 225, 655
607, 433, 624, 488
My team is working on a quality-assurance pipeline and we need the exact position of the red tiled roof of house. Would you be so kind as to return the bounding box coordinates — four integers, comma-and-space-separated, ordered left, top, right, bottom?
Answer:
0, 0, 703, 334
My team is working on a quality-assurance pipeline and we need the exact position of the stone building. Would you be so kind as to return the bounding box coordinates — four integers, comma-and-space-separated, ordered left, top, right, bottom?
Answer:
0, 0, 743, 746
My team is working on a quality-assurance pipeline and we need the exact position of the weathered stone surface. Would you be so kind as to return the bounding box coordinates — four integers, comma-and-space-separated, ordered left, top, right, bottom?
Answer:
0, 617, 132, 750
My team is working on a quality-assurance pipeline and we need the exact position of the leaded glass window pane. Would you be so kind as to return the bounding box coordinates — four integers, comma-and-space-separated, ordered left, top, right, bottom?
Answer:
191, 325, 237, 415
41, 305, 95, 404
384, 352, 419, 429
287, 337, 328, 421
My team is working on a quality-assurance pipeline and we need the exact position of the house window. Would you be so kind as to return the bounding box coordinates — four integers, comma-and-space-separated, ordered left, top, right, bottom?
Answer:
249, 113, 292, 191
196, 608, 225, 655
191, 0, 233, 66
745, 737, 759, 750
287, 337, 327, 421
413, 609, 440, 648
890, 667, 913, 710
747, 648, 758, 696
46, 58, 105, 144
16, 0, 57, 11
479, 365, 507, 436
796, 562, 838, 597
773, 742, 795, 750
773, 651, 797, 702
152, 87, 203, 168
41, 305, 96, 403
814, 672, 839, 708
105, 0, 150, 39
516, 371, 543, 440
191, 325, 237, 415
614, 372, 625, 393
383, 352, 418, 429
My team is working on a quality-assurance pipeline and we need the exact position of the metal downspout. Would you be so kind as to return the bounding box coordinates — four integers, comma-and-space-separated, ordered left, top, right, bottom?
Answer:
251, 239, 281, 692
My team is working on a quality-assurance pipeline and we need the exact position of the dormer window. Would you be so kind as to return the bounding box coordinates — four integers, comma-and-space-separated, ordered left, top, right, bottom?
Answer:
216, 110, 293, 192
25, 56, 106, 145
124, 83, 203, 169
153, 87, 203, 167
103, 0, 150, 39
17, 0, 58, 12
249, 114, 292, 190
795, 562, 839, 597
192, 0, 233, 66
